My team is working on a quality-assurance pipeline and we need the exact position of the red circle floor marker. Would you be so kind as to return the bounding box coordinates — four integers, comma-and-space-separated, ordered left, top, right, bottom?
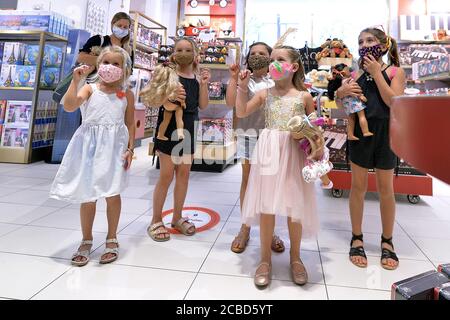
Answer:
161, 207, 221, 234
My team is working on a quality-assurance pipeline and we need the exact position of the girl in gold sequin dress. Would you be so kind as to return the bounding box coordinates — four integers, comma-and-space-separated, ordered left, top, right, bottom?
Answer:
236, 46, 319, 288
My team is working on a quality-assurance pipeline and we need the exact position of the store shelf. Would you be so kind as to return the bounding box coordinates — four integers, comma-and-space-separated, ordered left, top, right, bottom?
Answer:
144, 128, 154, 139
0, 30, 67, 41
398, 40, 450, 45
0, 87, 34, 91
209, 100, 227, 105
417, 72, 450, 82
134, 41, 159, 53
134, 64, 154, 72
216, 37, 243, 43
199, 63, 229, 70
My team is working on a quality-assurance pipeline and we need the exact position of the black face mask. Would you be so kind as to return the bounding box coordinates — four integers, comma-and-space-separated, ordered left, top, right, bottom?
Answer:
248, 55, 271, 71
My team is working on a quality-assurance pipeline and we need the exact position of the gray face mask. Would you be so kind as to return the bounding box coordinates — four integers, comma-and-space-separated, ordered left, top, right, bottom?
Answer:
248, 55, 271, 71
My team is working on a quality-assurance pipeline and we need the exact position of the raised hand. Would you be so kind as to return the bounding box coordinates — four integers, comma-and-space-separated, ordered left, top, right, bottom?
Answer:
73, 65, 95, 83
229, 63, 240, 81
238, 69, 251, 88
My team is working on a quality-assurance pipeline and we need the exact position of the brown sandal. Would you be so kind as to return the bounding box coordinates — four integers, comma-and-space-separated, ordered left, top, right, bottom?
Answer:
231, 225, 250, 254
271, 234, 285, 253
171, 217, 196, 236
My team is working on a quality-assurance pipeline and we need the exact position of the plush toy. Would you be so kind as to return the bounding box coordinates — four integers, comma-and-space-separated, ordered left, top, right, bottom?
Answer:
140, 62, 186, 141
287, 113, 332, 183
316, 38, 353, 60
327, 63, 373, 140
308, 69, 330, 87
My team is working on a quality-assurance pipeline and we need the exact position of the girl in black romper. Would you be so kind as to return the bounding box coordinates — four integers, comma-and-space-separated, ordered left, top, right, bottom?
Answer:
336, 27, 405, 271
147, 38, 211, 242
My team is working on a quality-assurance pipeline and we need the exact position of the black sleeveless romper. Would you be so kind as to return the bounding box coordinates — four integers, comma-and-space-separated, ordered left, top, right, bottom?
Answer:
153, 76, 200, 158
348, 66, 398, 170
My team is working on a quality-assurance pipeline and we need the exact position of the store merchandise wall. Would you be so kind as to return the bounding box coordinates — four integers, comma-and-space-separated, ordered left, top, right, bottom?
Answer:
16, 0, 131, 33
130, 0, 179, 41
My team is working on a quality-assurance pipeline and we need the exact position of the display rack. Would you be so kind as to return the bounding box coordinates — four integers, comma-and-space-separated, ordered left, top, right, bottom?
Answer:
191, 39, 242, 173
0, 31, 67, 164
129, 11, 168, 141
310, 87, 434, 204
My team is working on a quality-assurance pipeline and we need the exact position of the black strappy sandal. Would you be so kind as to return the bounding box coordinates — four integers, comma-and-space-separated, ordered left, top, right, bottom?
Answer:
349, 233, 368, 268
381, 235, 399, 270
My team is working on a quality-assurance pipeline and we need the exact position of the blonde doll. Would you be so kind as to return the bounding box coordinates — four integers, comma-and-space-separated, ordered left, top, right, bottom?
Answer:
140, 61, 186, 140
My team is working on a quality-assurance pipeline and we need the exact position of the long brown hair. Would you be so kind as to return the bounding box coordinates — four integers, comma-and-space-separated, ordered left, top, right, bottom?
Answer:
275, 45, 307, 91
111, 12, 132, 55
359, 28, 400, 68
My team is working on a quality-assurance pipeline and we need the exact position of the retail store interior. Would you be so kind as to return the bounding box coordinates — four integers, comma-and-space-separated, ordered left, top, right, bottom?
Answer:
0, 0, 449, 300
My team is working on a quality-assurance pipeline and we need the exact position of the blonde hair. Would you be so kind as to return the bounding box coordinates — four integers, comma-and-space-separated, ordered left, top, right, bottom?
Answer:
111, 12, 132, 55
169, 37, 200, 73
139, 62, 180, 107
97, 46, 132, 87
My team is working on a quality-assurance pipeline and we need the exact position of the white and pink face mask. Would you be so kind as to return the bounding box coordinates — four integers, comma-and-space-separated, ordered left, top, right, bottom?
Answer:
98, 64, 123, 83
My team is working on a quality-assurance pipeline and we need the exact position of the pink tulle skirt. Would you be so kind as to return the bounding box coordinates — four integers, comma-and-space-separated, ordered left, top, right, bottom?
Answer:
242, 129, 319, 239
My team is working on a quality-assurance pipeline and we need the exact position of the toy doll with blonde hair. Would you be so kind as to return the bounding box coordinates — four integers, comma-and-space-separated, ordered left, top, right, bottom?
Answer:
140, 62, 186, 140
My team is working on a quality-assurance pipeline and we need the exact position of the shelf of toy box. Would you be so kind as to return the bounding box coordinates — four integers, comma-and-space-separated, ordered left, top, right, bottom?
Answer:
191, 141, 236, 172
144, 128, 154, 139
417, 72, 450, 82
216, 37, 243, 43
0, 86, 59, 91
133, 41, 159, 53
0, 31, 67, 42
134, 64, 155, 72
209, 99, 227, 105
318, 58, 353, 67
199, 63, 229, 70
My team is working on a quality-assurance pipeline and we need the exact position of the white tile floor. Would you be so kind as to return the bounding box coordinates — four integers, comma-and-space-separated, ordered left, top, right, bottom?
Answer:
0, 143, 449, 300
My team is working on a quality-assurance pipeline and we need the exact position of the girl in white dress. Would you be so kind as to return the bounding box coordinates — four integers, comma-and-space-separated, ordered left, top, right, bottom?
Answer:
50, 46, 135, 266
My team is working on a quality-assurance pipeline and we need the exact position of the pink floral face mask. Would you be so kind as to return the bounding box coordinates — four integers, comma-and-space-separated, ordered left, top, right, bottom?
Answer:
98, 64, 123, 83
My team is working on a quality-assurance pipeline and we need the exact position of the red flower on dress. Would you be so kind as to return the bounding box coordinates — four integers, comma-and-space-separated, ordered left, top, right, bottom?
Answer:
116, 90, 126, 99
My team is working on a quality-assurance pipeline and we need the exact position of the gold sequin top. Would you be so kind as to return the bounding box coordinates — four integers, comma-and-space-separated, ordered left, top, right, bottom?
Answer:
264, 91, 307, 131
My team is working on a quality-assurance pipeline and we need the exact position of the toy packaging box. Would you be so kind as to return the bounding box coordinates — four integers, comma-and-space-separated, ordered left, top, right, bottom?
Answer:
391, 270, 449, 300
1, 127, 29, 148
438, 263, 450, 278
1, 64, 37, 88
2, 42, 26, 65
40, 67, 60, 88
0, 100, 6, 124
197, 118, 232, 145
208, 82, 225, 100
44, 45, 63, 67
434, 283, 450, 300
5, 101, 32, 126
0, 42, 4, 65
322, 118, 350, 171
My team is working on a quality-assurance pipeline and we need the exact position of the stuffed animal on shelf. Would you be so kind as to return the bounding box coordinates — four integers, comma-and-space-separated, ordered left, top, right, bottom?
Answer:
140, 62, 186, 141
316, 38, 353, 61
307, 69, 330, 88
327, 63, 373, 140
287, 113, 332, 183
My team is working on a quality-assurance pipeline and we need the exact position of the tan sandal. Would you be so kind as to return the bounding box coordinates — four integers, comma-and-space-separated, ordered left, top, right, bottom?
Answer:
171, 217, 196, 236
231, 225, 250, 254
71, 240, 93, 267
99, 238, 119, 264
147, 222, 170, 242
271, 234, 285, 253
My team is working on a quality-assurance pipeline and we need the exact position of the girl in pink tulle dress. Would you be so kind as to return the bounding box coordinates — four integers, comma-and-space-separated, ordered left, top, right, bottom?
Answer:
236, 45, 319, 288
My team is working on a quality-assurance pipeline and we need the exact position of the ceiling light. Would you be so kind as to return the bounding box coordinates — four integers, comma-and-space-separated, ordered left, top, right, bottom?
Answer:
190, 0, 198, 8
219, 0, 227, 8
209, 0, 215, 5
